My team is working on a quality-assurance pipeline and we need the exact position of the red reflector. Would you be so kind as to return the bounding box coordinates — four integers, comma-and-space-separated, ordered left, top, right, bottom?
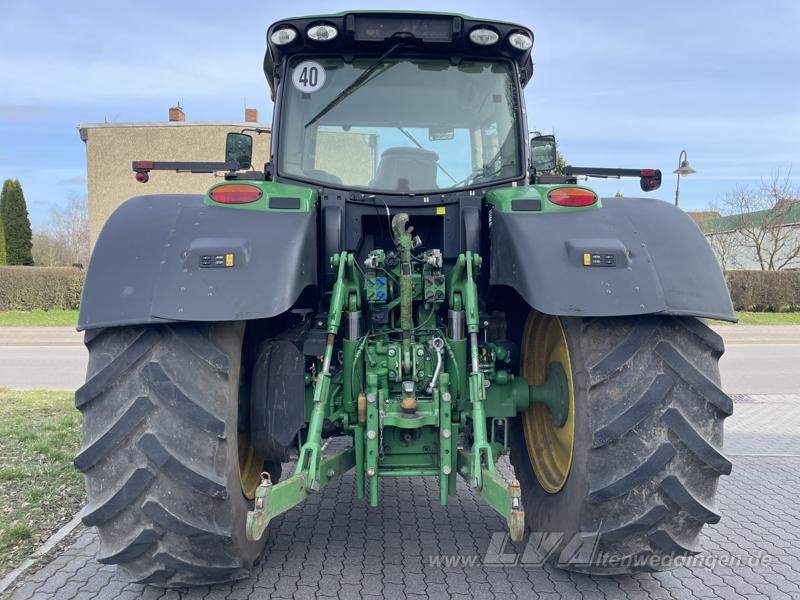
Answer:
547, 187, 598, 207
209, 184, 263, 204
134, 161, 154, 169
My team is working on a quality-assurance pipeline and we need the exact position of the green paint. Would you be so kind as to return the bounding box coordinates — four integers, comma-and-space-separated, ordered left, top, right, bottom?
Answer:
529, 362, 570, 427
246, 449, 355, 541
456, 449, 525, 541
295, 252, 359, 492
244, 241, 534, 541
486, 184, 602, 214
485, 377, 531, 417
204, 180, 317, 212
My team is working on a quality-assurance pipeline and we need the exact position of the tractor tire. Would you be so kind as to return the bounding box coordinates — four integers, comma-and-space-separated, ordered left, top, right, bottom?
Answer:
509, 313, 732, 574
75, 322, 268, 587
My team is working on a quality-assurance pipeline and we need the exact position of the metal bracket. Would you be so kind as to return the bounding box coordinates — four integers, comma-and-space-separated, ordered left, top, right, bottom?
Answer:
246, 449, 356, 541
456, 449, 525, 542
490, 417, 509, 450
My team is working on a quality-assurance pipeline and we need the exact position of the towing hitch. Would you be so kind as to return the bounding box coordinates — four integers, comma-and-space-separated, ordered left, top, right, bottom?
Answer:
245, 249, 535, 544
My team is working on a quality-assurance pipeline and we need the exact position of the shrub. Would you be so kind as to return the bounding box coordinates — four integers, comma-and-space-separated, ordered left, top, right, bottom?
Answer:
0, 267, 84, 311
725, 270, 800, 312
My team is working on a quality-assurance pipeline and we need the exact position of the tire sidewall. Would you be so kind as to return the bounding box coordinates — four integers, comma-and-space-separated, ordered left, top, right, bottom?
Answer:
511, 316, 592, 554
211, 322, 267, 565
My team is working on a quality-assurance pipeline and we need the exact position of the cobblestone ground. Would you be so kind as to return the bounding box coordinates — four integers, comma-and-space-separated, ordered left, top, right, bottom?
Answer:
8, 394, 800, 600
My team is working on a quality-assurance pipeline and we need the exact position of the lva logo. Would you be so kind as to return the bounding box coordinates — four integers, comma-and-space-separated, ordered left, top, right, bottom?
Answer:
482, 531, 601, 567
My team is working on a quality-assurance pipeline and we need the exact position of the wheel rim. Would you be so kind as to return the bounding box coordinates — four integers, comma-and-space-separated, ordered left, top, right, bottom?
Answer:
238, 432, 263, 500
521, 313, 576, 493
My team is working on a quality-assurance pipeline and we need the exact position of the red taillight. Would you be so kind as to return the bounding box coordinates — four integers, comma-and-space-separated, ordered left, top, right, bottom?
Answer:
547, 187, 598, 207
209, 184, 263, 204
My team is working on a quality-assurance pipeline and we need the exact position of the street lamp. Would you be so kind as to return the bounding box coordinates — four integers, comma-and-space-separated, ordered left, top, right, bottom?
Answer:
673, 149, 696, 207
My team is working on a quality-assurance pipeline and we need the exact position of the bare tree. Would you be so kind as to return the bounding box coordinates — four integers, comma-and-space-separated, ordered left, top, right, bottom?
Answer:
706, 231, 741, 271
31, 232, 60, 266
31, 194, 89, 267
720, 169, 800, 270
699, 200, 739, 271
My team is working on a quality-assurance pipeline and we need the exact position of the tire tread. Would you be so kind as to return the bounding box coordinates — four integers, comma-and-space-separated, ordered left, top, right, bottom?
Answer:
511, 314, 732, 575
78, 323, 261, 587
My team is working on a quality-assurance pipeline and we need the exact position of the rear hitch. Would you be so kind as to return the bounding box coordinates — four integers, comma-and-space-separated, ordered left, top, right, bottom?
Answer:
246, 448, 356, 541
457, 449, 526, 542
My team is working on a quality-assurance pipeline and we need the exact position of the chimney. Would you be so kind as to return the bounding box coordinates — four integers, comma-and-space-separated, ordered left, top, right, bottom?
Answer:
245, 108, 258, 123
169, 104, 185, 122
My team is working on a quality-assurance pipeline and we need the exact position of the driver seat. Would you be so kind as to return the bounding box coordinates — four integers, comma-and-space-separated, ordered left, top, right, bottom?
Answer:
370, 147, 438, 192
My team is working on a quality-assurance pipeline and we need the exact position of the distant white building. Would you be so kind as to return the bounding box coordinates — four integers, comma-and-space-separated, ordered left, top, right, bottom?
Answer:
689, 202, 800, 270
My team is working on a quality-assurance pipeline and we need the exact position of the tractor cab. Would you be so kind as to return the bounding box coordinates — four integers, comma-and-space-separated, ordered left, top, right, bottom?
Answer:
264, 12, 535, 196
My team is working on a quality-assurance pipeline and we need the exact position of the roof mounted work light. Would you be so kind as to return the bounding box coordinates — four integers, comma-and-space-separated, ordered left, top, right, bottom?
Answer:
307, 23, 338, 41
469, 28, 499, 45
508, 31, 533, 51
270, 27, 297, 46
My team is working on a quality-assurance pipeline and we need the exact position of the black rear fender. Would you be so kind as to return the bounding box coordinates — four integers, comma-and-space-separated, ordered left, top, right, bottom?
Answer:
489, 197, 735, 321
78, 195, 317, 330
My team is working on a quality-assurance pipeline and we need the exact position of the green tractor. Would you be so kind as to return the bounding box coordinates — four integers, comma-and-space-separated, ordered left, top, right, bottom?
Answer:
75, 11, 734, 586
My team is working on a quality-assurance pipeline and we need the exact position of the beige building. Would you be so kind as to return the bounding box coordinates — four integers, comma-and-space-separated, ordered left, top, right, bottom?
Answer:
79, 106, 271, 247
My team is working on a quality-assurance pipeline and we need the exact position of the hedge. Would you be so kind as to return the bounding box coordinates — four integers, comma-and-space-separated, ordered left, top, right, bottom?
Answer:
0, 266, 798, 314
0, 266, 84, 311
725, 270, 800, 312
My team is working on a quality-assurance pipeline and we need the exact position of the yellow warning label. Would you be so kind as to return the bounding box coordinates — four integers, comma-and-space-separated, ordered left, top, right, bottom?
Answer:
436, 206, 446, 215
225, 253, 234, 267
583, 253, 591, 266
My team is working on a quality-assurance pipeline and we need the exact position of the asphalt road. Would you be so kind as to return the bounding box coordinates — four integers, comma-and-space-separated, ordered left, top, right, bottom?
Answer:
0, 325, 797, 394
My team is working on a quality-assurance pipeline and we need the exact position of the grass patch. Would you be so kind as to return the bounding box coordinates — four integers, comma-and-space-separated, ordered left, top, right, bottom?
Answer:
711, 311, 800, 325
0, 389, 83, 578
0, 310, 78, 327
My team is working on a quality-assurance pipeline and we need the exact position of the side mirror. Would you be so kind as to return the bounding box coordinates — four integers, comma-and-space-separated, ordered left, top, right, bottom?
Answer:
225, 132, 253, 170
530, 134, 557, 172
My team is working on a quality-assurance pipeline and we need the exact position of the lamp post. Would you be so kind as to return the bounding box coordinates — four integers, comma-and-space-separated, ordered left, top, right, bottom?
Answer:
673, 149, 696, 207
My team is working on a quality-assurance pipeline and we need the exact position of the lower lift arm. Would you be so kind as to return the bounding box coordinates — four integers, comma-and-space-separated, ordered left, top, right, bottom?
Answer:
449, 251, 525, 541
247, 252, 360, 541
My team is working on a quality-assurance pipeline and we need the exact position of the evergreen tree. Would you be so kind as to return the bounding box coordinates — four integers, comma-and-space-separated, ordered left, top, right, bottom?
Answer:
0, 179, 34, 265
0, 207, 6, 265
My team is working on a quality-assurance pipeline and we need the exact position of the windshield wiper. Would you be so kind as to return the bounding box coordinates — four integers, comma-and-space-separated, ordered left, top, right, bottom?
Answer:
396, 126, 457, 184
304, 43, 404, 129
454, 129, 517, 186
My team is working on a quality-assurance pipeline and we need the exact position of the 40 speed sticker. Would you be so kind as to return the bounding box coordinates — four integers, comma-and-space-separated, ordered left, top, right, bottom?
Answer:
292, 61, 326, 93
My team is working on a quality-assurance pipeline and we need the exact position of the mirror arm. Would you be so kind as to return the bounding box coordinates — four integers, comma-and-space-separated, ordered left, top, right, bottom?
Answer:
240, 127, 270, 135
132, 161, 238, 173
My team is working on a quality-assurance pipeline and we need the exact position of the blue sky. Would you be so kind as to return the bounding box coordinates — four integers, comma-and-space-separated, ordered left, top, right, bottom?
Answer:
1, 0, 798, 228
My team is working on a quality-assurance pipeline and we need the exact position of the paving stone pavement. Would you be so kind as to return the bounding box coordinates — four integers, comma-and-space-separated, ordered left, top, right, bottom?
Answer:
7, 395, 800, 600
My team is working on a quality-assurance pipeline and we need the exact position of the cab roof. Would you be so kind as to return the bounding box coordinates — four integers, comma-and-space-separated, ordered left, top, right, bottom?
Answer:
263, 11, 534, 99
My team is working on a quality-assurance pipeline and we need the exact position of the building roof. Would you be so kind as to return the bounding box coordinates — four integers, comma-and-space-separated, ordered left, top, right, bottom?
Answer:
78, 122, 270, 129
700, 200, 800, 234
686, 211, 720, 223
77, 122, 271, 142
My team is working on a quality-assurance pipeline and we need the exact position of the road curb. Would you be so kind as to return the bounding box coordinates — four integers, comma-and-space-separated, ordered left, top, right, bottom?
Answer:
0, 511, 84, 595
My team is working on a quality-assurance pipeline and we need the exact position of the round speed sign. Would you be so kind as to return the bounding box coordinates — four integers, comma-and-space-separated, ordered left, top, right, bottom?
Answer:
292, 61, 326, 93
